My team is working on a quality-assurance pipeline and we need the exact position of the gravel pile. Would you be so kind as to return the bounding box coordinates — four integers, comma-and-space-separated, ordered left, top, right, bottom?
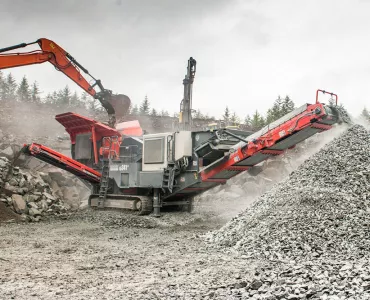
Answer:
195, 124, 348, 217
205, 124, 370, 299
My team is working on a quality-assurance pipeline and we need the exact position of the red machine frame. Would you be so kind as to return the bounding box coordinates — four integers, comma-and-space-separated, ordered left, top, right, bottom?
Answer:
23, 90, 339, 198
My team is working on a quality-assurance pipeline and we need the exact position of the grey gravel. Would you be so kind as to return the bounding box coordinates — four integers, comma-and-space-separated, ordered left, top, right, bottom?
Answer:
205, 124, 370, 299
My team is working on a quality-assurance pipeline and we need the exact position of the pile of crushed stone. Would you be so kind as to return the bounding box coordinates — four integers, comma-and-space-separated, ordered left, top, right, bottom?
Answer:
204, 124, 370, 299
194, 124, 348, 218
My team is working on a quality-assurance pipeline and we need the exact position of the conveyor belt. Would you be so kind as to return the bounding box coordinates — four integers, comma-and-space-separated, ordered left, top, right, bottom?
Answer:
22, 143, 101, 183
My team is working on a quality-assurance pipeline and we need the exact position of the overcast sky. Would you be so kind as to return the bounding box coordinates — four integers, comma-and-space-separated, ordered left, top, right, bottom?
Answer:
1, 0, 369, 119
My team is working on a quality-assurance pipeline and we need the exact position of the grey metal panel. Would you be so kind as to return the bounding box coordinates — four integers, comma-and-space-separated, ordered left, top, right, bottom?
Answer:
143, 137, 165, 164
235, 152, 271, 166
109, 162, 140, 188
268, 127, 322, 150
211, 170, 240, 179
139, 171, 164, 188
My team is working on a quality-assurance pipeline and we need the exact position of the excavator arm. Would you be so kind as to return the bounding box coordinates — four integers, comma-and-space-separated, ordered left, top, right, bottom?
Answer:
0, 38, 130, 127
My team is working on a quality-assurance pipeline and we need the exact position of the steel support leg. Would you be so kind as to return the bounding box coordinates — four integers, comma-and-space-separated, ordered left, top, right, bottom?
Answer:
153, 189, 161, 217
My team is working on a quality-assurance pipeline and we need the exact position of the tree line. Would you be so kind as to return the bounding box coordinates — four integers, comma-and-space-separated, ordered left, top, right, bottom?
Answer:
0, 71, 300, 130
2, 71, 367, 129
0, 71, 95, 110
222, 95, 295, 130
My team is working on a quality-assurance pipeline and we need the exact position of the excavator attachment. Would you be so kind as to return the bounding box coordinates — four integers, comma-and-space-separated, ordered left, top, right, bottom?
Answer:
0, 38, 131, 127
109, 94, 131, 120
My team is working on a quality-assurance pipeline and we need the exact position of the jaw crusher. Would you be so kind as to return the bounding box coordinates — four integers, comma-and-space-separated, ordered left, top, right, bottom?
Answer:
22, 87, 347, 217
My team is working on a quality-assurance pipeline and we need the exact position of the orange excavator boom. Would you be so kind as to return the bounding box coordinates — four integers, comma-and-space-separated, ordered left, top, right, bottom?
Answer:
0, 38, 130, 127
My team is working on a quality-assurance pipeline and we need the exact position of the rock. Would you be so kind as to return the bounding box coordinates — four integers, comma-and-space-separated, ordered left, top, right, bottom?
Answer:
8, 178, 18, 186
0, 158, 9, 168
0, 147, 14, 159
50, 181, 63, 197
28, 208, 42, 216
20, 213, 29, 222
42, 192, 56, 201
40, 200, 48, 211
28, 202, 38, 209
250, 280, 263, 290
12, 194, 28, 214
23, 194, 39, 203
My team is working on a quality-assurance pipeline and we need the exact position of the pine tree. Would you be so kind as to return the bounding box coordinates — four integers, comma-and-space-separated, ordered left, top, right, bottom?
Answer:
244, 115, 252, 127
194, 109, 203, 119
265, 108, 275, 124
58, 85, 72, 106
151, 108, 157, 116
0, 71, 5, 101
17, 76, 31, 102
5, 73, 17, 101
81, 92, 94, 110
230, 112, 239, 125
203, 113, 212, 120
271, 96, 283, 120
361, 107, 370, 121
52, 91, 59, 105
44, 93, 54, 104
328, 97, 336, 106
31, 81, 41, 103
223, 106, 230, 125
140, 95, 150, 115
160, 110, 169, 117
259, 115, 266, 128
251, 110, 264, 130
281, 95, 295, 115
69, 92, 80, 108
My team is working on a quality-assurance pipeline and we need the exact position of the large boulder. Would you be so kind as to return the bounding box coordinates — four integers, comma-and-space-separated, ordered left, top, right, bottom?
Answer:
12, 194, 28, 214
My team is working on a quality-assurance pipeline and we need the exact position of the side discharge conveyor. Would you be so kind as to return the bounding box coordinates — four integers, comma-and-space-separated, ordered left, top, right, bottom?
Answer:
21, 89, 349, 216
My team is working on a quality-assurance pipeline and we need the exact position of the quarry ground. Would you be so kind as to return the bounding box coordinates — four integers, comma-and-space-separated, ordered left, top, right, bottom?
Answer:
0, 209, 256, 300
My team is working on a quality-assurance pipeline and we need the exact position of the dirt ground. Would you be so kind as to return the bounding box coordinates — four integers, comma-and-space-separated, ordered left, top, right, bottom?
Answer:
0, 209, 258, 300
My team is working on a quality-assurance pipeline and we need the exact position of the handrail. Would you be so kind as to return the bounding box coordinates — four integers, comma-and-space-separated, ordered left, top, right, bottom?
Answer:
316, 89, 338, 105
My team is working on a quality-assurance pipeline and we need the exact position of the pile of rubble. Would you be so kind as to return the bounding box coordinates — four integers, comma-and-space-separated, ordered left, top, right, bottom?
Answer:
205, 124, 370, 299
0, 154, 90, 222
